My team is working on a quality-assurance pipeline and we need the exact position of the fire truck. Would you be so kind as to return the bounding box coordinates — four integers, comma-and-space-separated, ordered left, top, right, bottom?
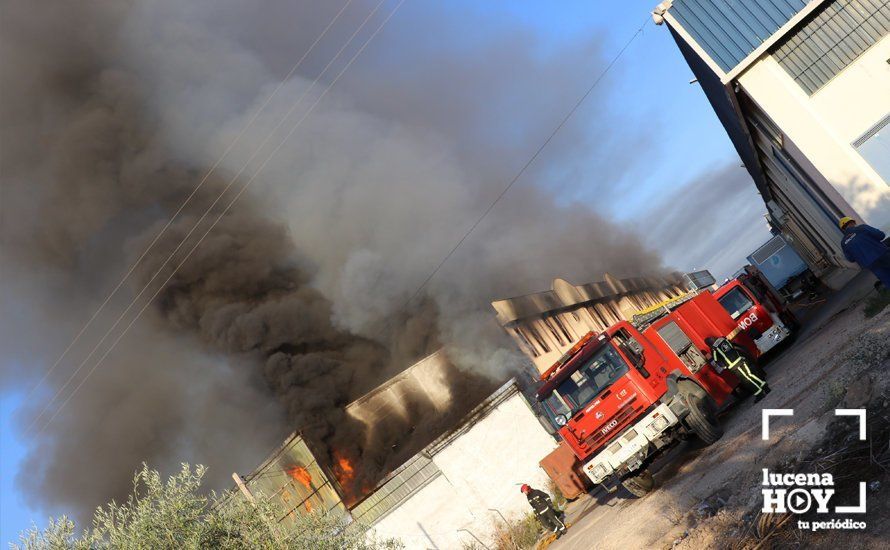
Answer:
713, 266, 800, 357
536, 291, 759, 498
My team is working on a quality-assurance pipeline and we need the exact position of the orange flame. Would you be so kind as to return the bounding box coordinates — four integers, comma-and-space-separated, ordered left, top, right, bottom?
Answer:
332, 450, 362, 506
285, 465, 313, 490
337, 457, 355, 479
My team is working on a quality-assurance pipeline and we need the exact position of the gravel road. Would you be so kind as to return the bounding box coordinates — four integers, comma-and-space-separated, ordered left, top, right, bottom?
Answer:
549, 276, 890, 550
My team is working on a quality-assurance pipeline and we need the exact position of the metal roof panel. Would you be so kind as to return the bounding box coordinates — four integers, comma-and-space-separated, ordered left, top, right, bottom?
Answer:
671, 0, 810, 71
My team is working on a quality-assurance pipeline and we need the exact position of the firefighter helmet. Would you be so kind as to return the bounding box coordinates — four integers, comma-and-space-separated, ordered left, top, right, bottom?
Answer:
839, 216, 855, 229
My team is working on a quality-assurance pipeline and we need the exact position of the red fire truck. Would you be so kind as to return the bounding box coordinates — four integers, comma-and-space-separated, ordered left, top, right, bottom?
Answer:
713, 266, 799, 357
536, 291, 759, 497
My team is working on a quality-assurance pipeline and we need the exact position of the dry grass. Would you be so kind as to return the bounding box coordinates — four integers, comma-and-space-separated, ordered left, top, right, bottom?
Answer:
461, 514, 543, 550
659, 502, 687, 526
863, 289, 890, 318
491, 514, 543, 550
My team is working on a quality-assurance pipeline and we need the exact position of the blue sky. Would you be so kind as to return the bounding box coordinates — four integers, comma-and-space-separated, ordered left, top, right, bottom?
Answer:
2, 391, 38, 545
486, 0, 741, 204
0, 0, 769, 543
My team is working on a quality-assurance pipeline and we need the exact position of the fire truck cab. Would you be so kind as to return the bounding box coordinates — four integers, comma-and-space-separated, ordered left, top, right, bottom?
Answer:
713, 266, 799, 357
536, 292, 757, 497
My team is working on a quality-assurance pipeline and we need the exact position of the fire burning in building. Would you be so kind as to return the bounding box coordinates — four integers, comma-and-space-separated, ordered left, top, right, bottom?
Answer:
286, 465, 313, 489
331, 451, 360, 506
284, 466, 314, 512
237, 350, 498, 519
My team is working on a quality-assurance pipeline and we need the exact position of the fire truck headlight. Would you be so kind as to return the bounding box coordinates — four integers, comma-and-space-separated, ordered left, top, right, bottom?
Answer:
588, 463, 609, 483
644, 414, 671, 436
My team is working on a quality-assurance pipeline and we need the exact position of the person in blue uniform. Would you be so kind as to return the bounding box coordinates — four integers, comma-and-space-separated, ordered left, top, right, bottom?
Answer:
839, 217, 890, 289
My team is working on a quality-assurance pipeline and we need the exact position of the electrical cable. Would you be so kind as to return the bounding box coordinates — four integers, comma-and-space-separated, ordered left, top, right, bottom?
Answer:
232, 16, 653, 510
23, 0, 356, 403
375, 16, 651, 337
33, 0, 408, 436
27, 0, 387, 433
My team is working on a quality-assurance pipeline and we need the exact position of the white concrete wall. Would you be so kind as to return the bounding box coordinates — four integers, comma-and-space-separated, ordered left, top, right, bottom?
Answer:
369, 392, 559, 550
738, 35, 890, 230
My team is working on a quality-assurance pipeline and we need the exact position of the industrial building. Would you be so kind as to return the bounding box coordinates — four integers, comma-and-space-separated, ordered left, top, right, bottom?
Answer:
234, 352, 558, 549
491, 272, 687, 373
654, 0, 890, 290
363, 381, 556, 548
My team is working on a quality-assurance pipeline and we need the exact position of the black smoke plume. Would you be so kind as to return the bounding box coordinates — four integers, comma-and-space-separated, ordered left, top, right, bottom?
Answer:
0, 0, 663, 519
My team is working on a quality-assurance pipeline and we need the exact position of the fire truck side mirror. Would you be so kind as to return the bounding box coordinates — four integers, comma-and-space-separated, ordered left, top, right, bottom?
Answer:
624, 339, 650, 378
537, 414, 557, 436
626, 339, 645, 359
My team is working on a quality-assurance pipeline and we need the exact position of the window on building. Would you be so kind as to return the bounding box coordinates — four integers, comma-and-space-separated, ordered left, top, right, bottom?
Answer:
543, 318, 566, 346
513, 328, 539, 357
854, 114, 890, 185
551, 315, 574, 343
772, 0, 890, 95
586, 307, 607, 331
528, 324, 551, 353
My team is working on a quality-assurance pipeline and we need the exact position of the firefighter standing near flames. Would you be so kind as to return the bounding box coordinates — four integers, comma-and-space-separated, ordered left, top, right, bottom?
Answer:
521, 484, 566, 534
705, 337, 770, 402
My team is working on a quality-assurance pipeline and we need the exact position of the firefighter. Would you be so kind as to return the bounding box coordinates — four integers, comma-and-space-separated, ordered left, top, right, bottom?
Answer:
839, 217, 890, 289
705, 337, 771, 402
521, 484, 566, 534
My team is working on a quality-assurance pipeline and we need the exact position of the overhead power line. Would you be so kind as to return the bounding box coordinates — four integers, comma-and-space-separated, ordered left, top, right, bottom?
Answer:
24, 0, 357, 403
33, 0, 409, 436
385, 16, 651, 326
27, 0, 388, 435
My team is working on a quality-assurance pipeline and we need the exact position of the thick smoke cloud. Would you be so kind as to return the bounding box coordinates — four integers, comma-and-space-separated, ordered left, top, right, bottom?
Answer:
1, 0, 664, 519
642, 162, 773, 280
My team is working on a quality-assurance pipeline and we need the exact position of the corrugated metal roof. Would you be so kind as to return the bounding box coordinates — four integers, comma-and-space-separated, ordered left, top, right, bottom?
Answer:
772, 0, 890, 94
670, 0, 810, 72
490, 273, 684, 325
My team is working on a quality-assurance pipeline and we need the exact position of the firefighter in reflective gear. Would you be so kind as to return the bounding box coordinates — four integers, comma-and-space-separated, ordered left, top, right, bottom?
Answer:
705, 337, 771, 402
521, 484, 565, 534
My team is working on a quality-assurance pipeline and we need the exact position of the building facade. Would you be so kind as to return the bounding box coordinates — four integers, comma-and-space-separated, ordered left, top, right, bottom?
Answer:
234, 379, 557, 550
654, 0, 890, 290
491, 272, 687, 373
363, 381, 557, 549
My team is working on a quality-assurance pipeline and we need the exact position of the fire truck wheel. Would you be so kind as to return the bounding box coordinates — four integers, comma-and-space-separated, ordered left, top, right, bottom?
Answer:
679, 381, 723, 445
622, 470, 654, 498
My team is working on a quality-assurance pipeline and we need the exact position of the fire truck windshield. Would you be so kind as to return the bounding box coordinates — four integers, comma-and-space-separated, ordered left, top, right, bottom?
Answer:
556, 346, 629, 413
717, 287, 754, 320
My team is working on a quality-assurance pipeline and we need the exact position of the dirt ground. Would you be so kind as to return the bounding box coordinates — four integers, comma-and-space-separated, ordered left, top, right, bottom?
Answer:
549, 276, 890, 550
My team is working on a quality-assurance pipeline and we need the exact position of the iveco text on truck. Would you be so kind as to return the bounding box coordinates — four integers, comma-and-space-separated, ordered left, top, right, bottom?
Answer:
536, 292, 760, 497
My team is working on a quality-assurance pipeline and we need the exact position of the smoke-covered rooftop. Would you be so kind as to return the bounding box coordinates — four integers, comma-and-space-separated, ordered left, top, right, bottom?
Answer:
1, 0, 668, 522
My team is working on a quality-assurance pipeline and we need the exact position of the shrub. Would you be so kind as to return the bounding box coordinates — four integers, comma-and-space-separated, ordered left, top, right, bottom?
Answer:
15, 463, 401, 550
490, 513, 543, 550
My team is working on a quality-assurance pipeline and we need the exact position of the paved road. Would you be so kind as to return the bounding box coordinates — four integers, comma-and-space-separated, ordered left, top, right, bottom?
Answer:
548, 272, 884, 550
